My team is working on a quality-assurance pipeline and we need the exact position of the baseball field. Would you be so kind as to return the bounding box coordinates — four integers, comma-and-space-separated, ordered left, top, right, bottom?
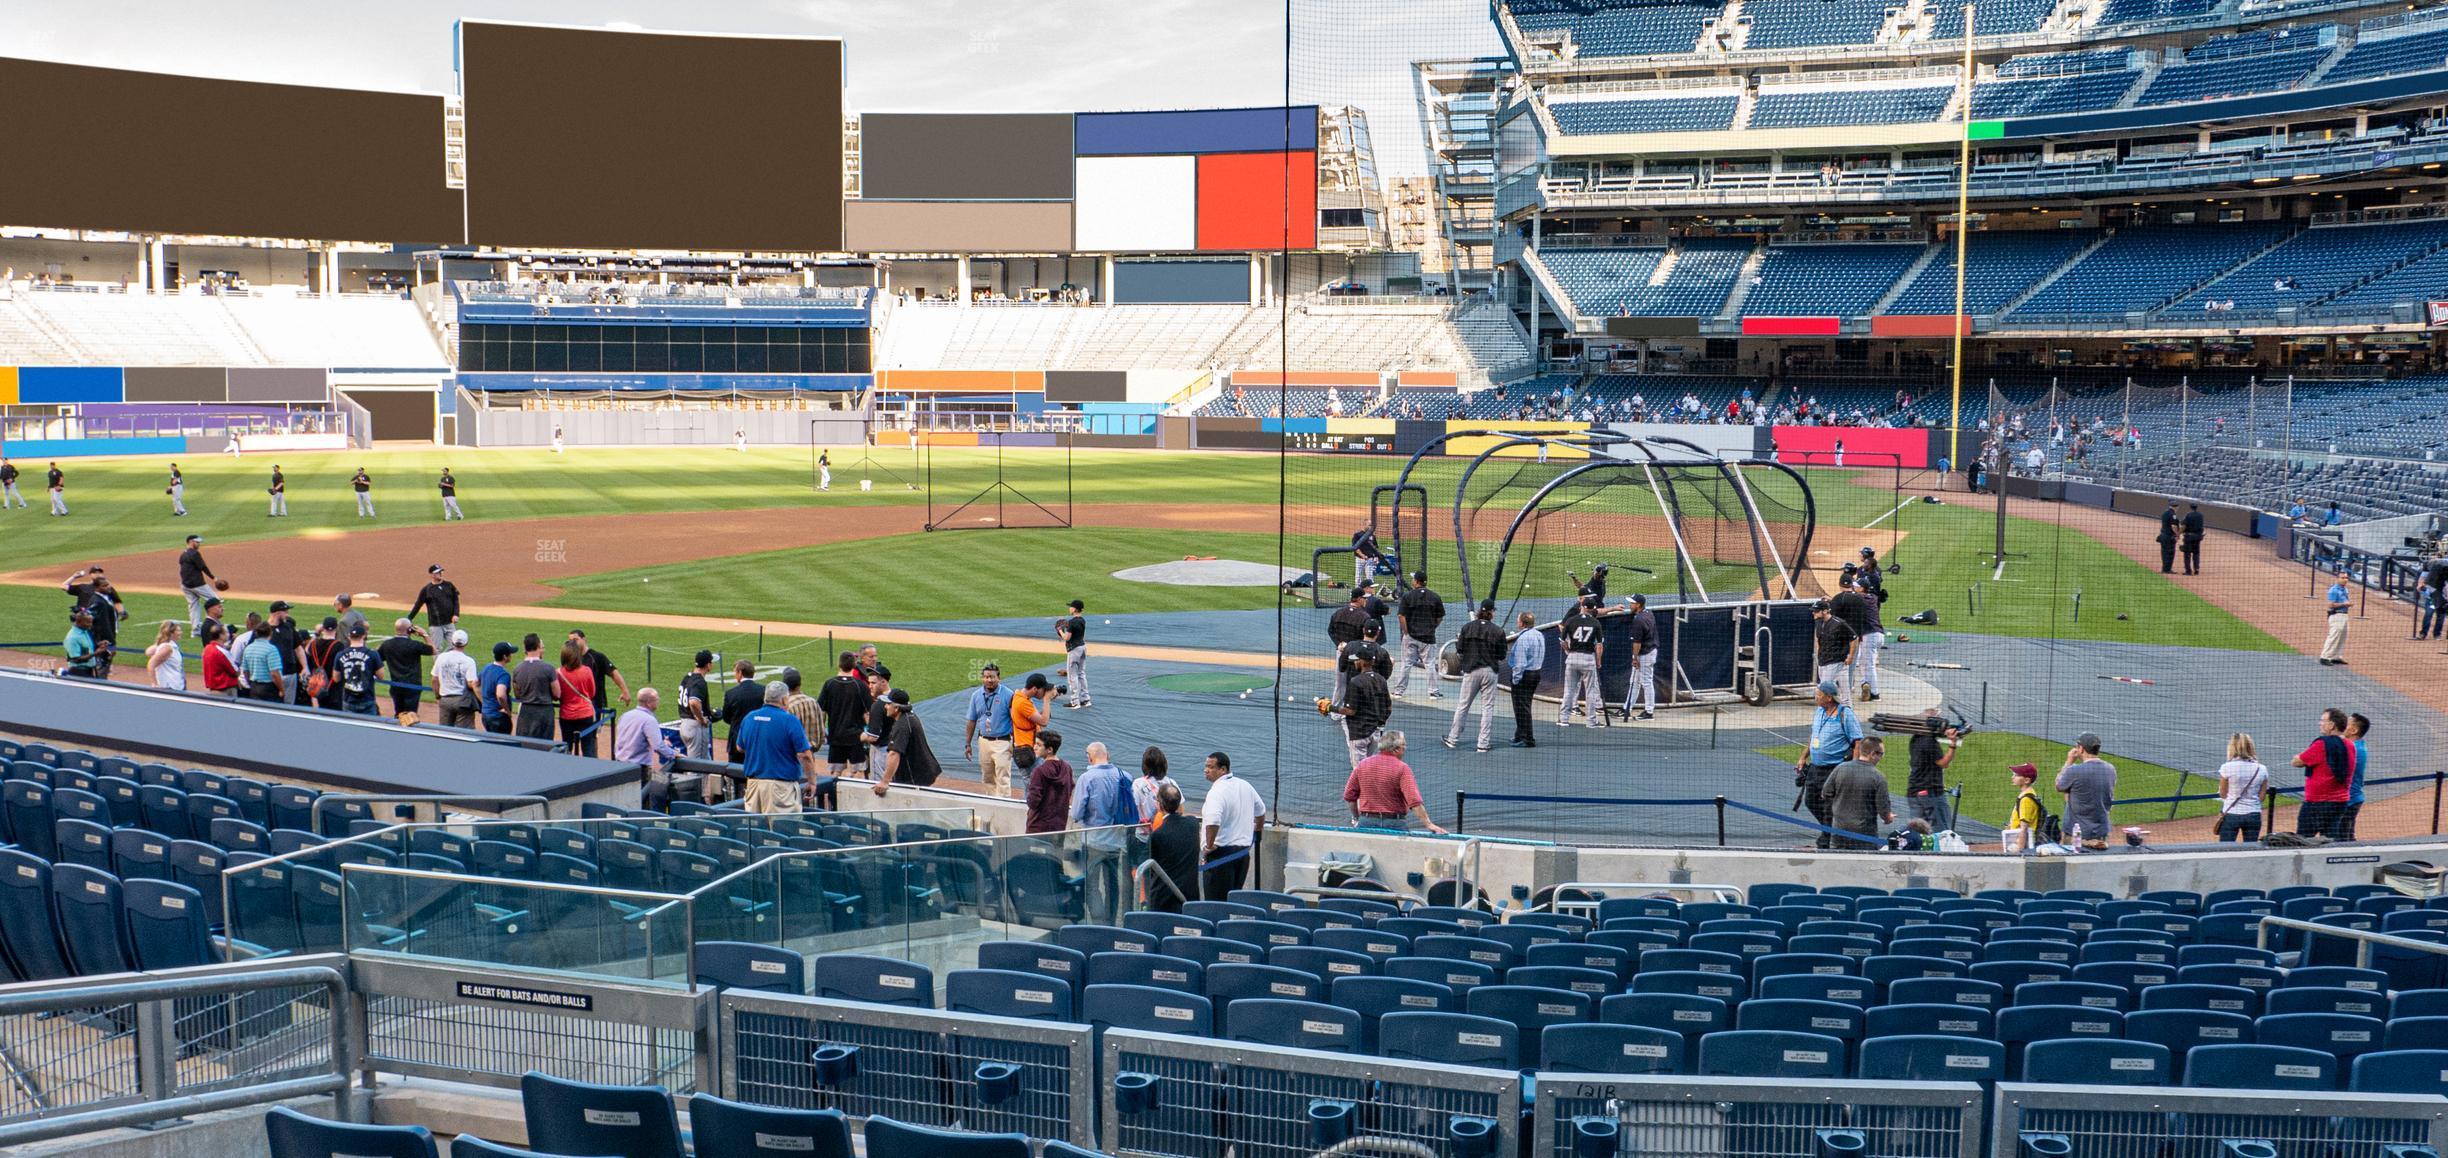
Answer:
9, 441, 2400, 841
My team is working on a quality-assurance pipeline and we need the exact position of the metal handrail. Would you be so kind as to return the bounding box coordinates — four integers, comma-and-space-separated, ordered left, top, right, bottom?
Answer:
1543, 881, 1748, 917
1291, 884, 1432, 907
2255, 913, 2448, 969
0, 964, 354, 1148
307, 793, 552, 834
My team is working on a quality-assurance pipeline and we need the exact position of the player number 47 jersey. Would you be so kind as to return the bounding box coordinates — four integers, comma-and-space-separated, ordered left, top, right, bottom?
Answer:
1563, 619, 1600, 652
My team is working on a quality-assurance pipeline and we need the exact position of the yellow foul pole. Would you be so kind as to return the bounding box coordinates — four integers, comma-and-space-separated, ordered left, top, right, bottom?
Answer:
1948, 4, 1975, 473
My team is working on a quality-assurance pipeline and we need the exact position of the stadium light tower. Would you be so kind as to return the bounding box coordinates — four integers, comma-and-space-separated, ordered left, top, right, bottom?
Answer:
1948, 5, 1976, 480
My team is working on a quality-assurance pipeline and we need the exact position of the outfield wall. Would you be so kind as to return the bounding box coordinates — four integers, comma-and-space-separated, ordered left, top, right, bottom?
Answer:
456, 405, 867, 448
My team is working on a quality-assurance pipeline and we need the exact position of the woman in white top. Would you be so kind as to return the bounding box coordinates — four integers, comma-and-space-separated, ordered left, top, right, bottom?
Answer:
2214, 732, 2268, 843
145, 620, 187, 692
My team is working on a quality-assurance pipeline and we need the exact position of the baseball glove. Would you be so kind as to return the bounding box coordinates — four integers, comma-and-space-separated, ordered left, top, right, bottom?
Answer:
1314, 697, 1337, 717
211, 578, 230, 591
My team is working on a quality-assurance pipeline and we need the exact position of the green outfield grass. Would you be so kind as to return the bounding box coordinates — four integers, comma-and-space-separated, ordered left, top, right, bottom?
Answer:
1761, 728, 2222, 830
0, 445, 1292, 571
0, 446, 2288, 653
0, 582, 1025, 715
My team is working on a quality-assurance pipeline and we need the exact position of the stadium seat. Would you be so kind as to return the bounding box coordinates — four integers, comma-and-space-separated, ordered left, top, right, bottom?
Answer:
1542, 1023, 1685, 1075
52, 863, 134, 976
1214, 918, 1309, 951
1467, 986, 1593, 1064
1273, 945, 1376, 985
1082, 983, 1214, 1037
123, 879, 225, 970
693, 942, 805, 994
1054, 924, 1159, 958
1332, 975, 1457, 1052
1998, 1005, 2124, 1078
3, 782, 55, 859
518, 1072, 683, 1158
1862, 955, 1970, 989
2016, 980, 2129, 1013
1759, 973, 1876, 1007
685, 1096, 852, 1158
1089, 951, 1205, 994
1864, 1003, 1993, 1039
2124, 1009, 2257, 1078
2183, 1043, 2339, 1090
1737, 997, 1864, 1045
1121, 911, 1210, 941
1004, 853, 1085, 926
945, 968, 1074, 1021
1507, 965, 1614, 997
264, 1106, 437, 1158
1313, 926, 1410, 965
1600, 991, 1731, 1043
1631, 969, 1749, 1005
2286, 966, 2387, 992
1207, 962, 1325, 1019
1695, 1030, 1847, 1078
54, 818, 113, 872
1226, 998, 1361, 1052
2267, 986, 2385, 1018
2022, 1038, 2172, 1086
1385, 955, 1499, 992
1185, 900, 1268, 924
975, 941, 1085, 986
1688, 932, 1781, 962
2350, 1050, 2448, 1096
1889, 977, 2004, 1010
1377, 1011, 1519, 1068
862, 1117, 1033, 1158
2255, 1012, 2386, 1064
1159, 935, 1261, 971
2141, 983, 2262, 1018
1857, 1034, 2005, 1084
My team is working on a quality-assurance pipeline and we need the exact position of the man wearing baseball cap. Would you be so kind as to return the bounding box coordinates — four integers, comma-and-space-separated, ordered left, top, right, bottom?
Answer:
873, 688, 942, 797
2056, 732, 2117, 850
478, 642, 516, 735
1795, 679, 1864, 850
1621, 592, 1659, 722
178, 534, 219, 632
333, 594, 367, 646
409, 565, 461, 656
433, 630, 481, 730
1056, 599, 1090, 709
264, 600, 308, 706
335, 624, 382, 716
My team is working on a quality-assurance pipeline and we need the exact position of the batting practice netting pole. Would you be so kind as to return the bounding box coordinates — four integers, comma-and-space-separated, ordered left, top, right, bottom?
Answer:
812, 415, 918, 493
923, 428, 1074, 532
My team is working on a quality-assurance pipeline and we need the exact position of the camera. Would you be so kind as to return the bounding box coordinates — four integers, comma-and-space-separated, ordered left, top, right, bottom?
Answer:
1872, 711, 1971, 738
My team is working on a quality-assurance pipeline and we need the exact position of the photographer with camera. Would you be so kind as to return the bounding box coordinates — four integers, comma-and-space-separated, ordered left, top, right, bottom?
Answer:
1905, 707, 1958, 828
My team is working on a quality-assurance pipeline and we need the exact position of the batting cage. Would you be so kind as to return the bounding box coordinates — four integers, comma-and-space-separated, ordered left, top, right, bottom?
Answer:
922, 429, 1074, 532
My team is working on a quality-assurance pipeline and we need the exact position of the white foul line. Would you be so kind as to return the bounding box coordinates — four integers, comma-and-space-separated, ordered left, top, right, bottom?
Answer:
1862, 498, 1916, 531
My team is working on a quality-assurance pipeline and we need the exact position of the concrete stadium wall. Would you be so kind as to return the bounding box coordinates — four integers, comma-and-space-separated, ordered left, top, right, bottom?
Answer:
461, 407, 866, 448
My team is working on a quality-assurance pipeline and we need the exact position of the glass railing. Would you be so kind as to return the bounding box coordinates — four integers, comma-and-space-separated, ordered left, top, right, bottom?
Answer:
677, 827, 1151, 975
340, 866, 697, 986
219, 806, 980, 964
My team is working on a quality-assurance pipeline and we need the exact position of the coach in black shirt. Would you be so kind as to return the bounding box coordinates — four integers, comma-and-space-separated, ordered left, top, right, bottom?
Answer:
264, 601, 309, 705
377, 619, 435, 720
1328, 590, 1372, 701
1905, 710, 1957, 828
816, 652, 872, 775
720, 659, 764, 764
877, 689, 941, 793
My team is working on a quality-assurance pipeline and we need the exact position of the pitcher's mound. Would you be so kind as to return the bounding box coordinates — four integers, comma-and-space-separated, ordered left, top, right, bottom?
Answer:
1114, 559, 1304, 587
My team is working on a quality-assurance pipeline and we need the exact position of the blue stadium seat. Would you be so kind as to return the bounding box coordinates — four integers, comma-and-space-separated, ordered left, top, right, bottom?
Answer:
1226, 998, 1360, 1052
1004, 852, 1085, 926
2178, 944, 2276, 969
1600, 992, 1730, 1043
1758, 974, 1876, 1007
2124, 1009, 2257, 1078
1862, 954, 1969, 990
2142, 983, 2262, 1018
2256, 1012, 2385, 1065
1330, 975, 1457, 1053
208, 817, 272, 856
1054, 924, 1159, 958
1597, 897, 1683, 924
2397, 991, 2448, 1020
1121, 911, 1211, 941
91, 776, 143, 828
1695, 1030, 1846, 1078
54, 818, 113, 873
685, 1095, 851, 1158
1688, 932, 1781, 963
1507, 965, 1614, 998
1527, 941, 1633, 984
945, 968, 1074, 1021
1998, 1005, 2124, 1078
3, 782, 55, 859
135, 784, 189, 841
1207, 962, 1324, 1014
2286, 966, 2387, 992
1789, 934, 1881, 962
2016, 980, 2130, 1013
1185, 900, 1268, 924
264, 1106, 437, 1158
1377, 1011, 1518, 1068
1543, 1023, 1685, 1075
2079, 939, 2177, 967
1480, 923, 1568, 956
1589, 929, 1679, 958
1272, 945, 1375, 985
859, 1117, 1031, 1158
185, 793, 244, 837
1857, 1034, 2005, 1084
2178, 962, 2283, 992
1089, 951, 1204, 994
123, 879, 221, 970
1158, 935, 1260, 971
1645, 948, 1745, 976
1737, 997, 1863, 1045
1384, 955, 1499, 993
2351, 1050, 2448, 1096
1082, 983, 1214, 1037
1274, 909, 1359, 935
1970, 960, 2071, 991
1630, 969, 1749, 1004
1467, 986, 1593, 1064
2022, 1038, 2171, 1086
1888, 977, 2004, 1010
2182, 1043, 2339, 1090
691, 942, 804, 994
1414, 933, 1516, 972
520, 1072, 682, 1158
1313, 926, 1409, 965
1378, 916, 1469, 941
1213, 918, 1309, 951
265, 785, 319, 833
109, 829, 174, 883
1864, 1003, 1992, 1039
2267, 986, 2384, 1018
52, 863, 133, 976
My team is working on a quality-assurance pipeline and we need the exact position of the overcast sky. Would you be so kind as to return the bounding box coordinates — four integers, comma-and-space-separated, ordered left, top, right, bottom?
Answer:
5, 0, 1496, 177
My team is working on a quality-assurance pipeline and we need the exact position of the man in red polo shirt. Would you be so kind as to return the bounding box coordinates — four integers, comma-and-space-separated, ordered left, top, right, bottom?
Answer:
1341, 731, 1445, 834
2292, 707, 2356, 839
